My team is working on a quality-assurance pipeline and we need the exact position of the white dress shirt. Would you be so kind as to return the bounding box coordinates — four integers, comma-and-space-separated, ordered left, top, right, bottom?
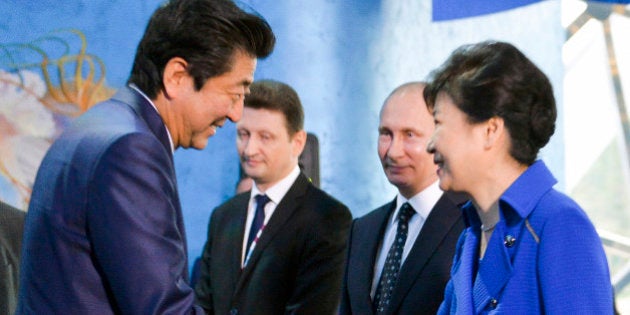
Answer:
241, 165, 301, 265
370, 180, 443, 297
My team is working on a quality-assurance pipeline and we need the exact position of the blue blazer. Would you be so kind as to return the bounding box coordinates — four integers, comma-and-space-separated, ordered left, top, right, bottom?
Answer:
439, 161, 613, 314
17, 87, 203, 314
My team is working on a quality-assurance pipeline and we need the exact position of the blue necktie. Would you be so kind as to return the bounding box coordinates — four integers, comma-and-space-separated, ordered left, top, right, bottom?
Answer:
246, 194, 270, 254
373, 202, 415, 314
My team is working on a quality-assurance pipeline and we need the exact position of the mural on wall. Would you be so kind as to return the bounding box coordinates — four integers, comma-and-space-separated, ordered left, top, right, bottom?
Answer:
0, 29, 114, 209
0, 0, 569, 273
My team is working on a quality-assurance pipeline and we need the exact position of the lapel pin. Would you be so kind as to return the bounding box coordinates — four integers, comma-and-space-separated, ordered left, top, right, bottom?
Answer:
504, 235, 516, 247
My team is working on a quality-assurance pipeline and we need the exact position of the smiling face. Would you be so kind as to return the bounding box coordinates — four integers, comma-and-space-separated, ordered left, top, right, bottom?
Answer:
427, 93, 485, 193
378, 86, 438, 198
171, 50, 257, 150
236, 107, 305, 191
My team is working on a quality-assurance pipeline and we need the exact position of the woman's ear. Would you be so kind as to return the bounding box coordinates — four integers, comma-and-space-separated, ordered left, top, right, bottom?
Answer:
483, 116, 505, 150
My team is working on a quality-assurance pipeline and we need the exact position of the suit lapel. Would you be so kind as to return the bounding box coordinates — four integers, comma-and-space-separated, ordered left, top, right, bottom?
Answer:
234, 173, 310, 294
115, 85, 199, 281
229, 193, 251, 290
112, 86, 191, 269
472, 221, 516, 312
350, 201, 395, 314
389, 194, 460, 311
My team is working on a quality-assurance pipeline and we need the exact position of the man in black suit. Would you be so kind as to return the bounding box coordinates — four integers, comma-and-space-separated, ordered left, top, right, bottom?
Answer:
195, 79, 352, 315
1, 200, 25, 314
340, 82, 465, 315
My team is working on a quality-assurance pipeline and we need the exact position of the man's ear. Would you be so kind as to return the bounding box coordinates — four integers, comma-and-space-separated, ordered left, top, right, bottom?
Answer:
291, 130, 307, 157
162, 57, 190, 99
483, 116, 505, 150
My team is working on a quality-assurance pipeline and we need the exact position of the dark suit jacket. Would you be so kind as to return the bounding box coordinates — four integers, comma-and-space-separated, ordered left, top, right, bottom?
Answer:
340, 192, 465, 315
17, 87, 202, 314
0, 201, 25, 315
195, 173, 352, 315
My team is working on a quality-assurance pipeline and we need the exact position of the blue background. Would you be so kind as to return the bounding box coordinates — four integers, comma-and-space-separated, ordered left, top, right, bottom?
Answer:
1, 0, 565, 270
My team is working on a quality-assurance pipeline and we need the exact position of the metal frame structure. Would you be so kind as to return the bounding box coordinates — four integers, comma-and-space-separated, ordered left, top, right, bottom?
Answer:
566, 1, 630, 293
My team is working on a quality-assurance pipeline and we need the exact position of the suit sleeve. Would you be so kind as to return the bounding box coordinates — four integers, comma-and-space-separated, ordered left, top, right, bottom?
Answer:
286, 201, 352, 315
537, 203, 613, 313
338, 219, 357, 315
87, 133, 203, 314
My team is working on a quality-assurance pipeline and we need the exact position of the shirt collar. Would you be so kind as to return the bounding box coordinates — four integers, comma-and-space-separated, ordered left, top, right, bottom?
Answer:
250, 165, 301, 205
394, 180, 442, 222
129, 84, 174, 153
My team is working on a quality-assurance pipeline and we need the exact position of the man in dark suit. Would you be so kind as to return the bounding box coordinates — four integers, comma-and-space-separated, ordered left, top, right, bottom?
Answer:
17, 1, 275, 313
340, 82, 465, 315
195, 80, 352, 315
0, 200, 25, 314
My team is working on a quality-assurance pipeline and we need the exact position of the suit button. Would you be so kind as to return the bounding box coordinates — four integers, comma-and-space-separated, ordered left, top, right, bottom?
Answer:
490, 298, 498, 309
230, 308, 238, 315
504, 235, 516, 247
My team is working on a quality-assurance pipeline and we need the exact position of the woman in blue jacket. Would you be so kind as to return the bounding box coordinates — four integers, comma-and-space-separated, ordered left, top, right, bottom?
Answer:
424, 41, 613, 314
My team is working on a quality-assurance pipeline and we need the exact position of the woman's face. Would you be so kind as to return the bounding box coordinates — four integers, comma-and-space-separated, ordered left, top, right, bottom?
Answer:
427, 93, 486, 193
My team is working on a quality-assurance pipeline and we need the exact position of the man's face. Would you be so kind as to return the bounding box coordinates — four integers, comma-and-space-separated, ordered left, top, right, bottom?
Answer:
236, 107, 303, 191
177, 50, 256, 150
378, 87, 438, 198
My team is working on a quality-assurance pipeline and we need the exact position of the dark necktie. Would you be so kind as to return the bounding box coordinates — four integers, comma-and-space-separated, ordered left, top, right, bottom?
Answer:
373, 202, 416, 314
246, 194, 270, 254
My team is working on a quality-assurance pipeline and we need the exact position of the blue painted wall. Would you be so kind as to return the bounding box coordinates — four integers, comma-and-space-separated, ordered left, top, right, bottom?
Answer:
1, 0, 563, 271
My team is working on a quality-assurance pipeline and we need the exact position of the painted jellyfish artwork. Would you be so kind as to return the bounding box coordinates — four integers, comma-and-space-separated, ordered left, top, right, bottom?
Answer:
0, 30, 114, 209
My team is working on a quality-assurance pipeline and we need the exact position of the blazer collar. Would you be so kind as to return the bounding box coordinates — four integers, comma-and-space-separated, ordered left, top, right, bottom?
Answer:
460, 161, 556, 231
458, 199, 532, 311
234, 172, 311, 293
454, 161, 557, 312
111, 86, 172, 160
500, 160, 556, 220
